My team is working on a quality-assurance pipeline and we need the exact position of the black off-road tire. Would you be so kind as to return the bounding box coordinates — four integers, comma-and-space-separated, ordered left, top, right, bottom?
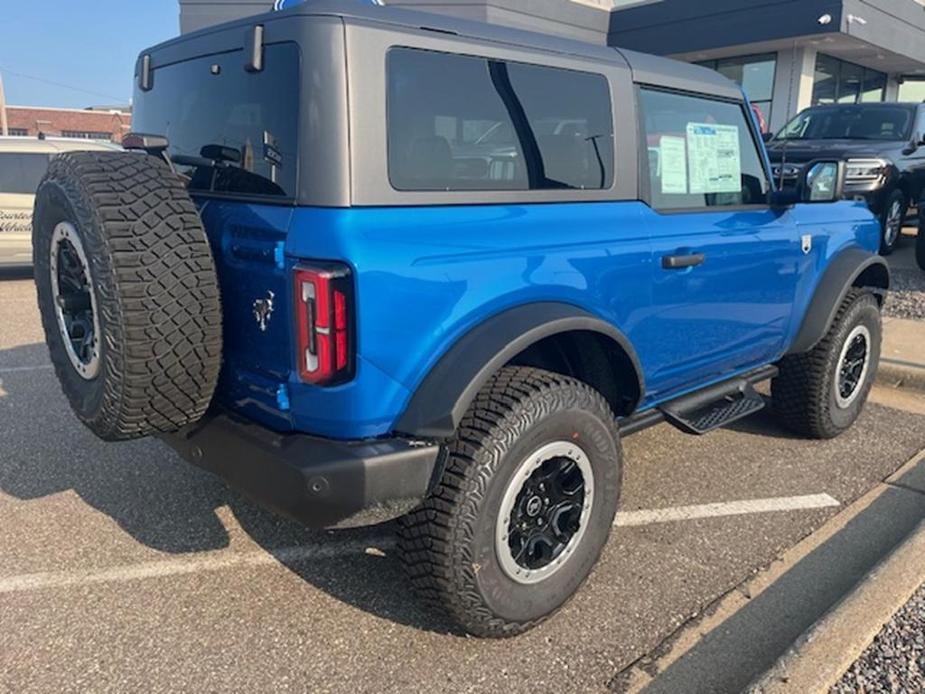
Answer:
879, 188, 906, 256
771, 291, 881, 439
398, 367, 622, 638
33, 151, 222, 441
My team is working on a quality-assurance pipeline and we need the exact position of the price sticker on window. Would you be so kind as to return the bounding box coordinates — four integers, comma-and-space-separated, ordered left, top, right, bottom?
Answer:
659, 135, 688, 194
686, 123, 741, 194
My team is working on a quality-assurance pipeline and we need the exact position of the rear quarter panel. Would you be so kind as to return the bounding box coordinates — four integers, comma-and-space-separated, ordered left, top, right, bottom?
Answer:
283, 202, 651, 438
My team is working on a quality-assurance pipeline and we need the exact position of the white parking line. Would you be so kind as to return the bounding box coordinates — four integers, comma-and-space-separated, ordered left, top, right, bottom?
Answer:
0, 494, 841, 594
0, 539, 396, 595
614, 493, 840, 527
0, 364, 53, 374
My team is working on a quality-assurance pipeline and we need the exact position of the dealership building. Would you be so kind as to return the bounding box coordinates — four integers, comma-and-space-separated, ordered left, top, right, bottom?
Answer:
180, 0, 925, 131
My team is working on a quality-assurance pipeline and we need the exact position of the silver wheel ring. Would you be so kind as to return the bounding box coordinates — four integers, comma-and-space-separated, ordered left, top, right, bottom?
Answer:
834, 324, 871, 409
49, 221, 101, 380
495, 440, 594, 585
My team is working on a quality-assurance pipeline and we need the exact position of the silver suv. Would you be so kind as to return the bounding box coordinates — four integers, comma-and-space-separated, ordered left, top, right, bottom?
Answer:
0, 136, 119, 266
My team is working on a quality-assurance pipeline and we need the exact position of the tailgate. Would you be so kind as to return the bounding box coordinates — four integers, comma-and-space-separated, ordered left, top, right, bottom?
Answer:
198, 199, 296, 430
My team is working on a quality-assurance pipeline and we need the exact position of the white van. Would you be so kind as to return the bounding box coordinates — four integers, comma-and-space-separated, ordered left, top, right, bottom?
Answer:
0, 137, 120, 266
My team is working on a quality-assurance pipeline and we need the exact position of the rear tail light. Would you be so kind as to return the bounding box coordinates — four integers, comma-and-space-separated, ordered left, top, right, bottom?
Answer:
294, 263, 354, 385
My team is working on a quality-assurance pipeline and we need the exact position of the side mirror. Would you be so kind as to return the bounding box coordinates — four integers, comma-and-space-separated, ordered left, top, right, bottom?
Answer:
902, 133, 925, 155
761, 132, 775, 143
797, 160, 846, 203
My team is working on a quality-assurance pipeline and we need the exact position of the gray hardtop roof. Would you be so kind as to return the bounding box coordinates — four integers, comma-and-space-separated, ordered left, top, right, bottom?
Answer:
143, 0, 741, 100
617, 48, 741, 101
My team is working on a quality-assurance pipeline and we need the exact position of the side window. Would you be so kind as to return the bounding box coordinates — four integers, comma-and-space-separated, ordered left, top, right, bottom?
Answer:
0, 153, 52, 195
387, 47, 614, 192
639, 88, 770, 210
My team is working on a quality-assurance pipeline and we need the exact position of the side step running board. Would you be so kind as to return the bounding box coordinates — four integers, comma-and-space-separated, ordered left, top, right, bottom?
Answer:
618, 365, 779, 436
660, 381, 764, 435
659, 365, 779, 435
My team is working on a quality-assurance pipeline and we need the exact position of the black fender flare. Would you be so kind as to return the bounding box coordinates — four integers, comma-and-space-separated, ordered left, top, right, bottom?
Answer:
395, 302, 644, 439
787, 248, 890, 355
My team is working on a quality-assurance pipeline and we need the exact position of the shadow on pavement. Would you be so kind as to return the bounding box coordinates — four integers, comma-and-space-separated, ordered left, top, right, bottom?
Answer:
722, 398, 808, 440
0, 342, 458, 635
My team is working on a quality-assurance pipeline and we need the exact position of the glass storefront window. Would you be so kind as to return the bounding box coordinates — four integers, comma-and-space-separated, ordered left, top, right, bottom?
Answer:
812, 54, 886, 105
862, 69, 888, 102
696, 53, 777, 130
813, 54, 838, 104
838, 61, 863, 103
898, 78, 925, 102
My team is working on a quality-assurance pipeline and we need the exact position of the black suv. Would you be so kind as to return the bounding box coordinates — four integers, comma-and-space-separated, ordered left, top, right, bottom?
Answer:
766, 102, 925, 255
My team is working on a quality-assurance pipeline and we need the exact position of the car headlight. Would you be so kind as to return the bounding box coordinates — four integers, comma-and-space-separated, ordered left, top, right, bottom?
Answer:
844, 158, 890, 183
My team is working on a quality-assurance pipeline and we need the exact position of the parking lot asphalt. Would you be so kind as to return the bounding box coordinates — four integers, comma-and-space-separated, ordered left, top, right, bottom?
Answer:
1, 277, 925, 694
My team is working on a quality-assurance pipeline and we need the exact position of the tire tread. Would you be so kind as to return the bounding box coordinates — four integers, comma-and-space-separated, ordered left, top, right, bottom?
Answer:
398, 366, 619, 638
33, 151, 222, 440
772, 290, 879, 439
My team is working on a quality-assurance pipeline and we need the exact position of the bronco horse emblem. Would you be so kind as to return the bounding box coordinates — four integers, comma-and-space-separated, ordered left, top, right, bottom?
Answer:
252, 290, 275, 332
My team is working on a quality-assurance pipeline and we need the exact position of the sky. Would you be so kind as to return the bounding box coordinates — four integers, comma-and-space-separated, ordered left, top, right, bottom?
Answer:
0, 1, 178, 109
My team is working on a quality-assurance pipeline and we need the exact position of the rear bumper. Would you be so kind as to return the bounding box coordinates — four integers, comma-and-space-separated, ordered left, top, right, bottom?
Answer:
160, 410, 444, 529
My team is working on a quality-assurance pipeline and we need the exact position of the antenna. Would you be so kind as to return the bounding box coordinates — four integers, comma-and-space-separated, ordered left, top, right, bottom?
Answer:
779, 139, 790, 190
777, 40, 799, 190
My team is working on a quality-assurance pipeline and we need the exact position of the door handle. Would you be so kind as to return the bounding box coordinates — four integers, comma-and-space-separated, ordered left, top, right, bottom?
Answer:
662, 253, 706, 270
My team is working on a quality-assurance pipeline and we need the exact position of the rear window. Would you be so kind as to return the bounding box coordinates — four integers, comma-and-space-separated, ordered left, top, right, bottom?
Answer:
0, 153, 51, 195
133, 42, 300, 199
387, 47, 615, 192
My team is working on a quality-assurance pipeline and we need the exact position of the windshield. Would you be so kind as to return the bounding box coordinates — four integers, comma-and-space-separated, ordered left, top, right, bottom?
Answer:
133, 43, 300, 199
775, 105, 914, 142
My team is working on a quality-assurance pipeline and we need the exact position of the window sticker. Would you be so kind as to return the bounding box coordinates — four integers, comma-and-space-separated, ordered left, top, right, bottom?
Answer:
686, 123, 741, 194
659, 135, 688, 194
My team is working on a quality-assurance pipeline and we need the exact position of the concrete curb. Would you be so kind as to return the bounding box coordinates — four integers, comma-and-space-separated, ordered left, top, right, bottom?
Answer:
748, 519, 925, 693
616, 448, 925, 693
877, 359, 925, 394
878, 318, 925, 394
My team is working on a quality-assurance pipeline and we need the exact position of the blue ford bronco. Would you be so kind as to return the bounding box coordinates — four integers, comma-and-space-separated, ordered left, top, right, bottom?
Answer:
33, 0, 889, 637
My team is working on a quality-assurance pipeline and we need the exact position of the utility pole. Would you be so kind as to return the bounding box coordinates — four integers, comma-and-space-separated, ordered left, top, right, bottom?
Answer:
0, 72, 8, 136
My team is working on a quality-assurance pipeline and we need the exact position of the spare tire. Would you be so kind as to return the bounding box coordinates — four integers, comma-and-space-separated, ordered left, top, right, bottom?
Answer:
33, 151, 222, 441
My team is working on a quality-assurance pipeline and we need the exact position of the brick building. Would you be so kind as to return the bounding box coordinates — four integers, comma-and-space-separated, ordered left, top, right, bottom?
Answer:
3, 105, 131, 143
